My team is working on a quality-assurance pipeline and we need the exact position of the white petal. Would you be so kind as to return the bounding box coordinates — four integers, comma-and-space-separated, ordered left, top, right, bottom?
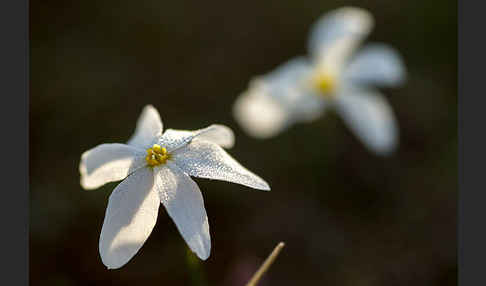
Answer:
233, 57, 325, 138
232, 87, 290, 139
308, 7, 374, 75
335, 88, 398, 155
172, 139, 270, 191
154, 163, 210, 260
79, 143, 146, 190
259, 58, 324, 118
127, 105, 163, 149
157, 129, 194, 151
158, 125, 235, 151
344, 44, 406, 87
99, 167, 159, 269
195, 124, 235, 149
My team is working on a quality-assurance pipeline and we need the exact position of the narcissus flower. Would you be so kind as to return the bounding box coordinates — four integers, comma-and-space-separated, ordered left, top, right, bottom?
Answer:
233, 7, 406, 155
80, 105, 270, 269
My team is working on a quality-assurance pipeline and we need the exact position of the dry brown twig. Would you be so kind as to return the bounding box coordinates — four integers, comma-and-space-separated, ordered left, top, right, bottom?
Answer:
245, 242, 286, 286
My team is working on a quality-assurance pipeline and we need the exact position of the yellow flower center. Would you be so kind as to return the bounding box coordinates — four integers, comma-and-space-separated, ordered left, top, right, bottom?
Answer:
313, 72, 336, 97
145, 144, 170, 167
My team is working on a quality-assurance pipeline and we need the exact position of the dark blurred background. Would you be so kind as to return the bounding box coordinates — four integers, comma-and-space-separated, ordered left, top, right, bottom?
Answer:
30, 0, 457, 285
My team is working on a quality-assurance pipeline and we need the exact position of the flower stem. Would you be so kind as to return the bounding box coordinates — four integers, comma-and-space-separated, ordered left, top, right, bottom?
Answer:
186, 248, 208, 286
245, 242, 285, 286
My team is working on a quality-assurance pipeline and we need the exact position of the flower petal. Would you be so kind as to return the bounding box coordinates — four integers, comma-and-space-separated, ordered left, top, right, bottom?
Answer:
233, 57, 325, 138
344, 44, 406, 87
99, 167, 159, 269
154, 162, 211, 260
233, 87, 290, 138
258, 57, 325, 119
158, 125, 235, 152
308, 7, 374, 75
335, 88, 398, 155
79, 143, 146, 190
172, 139, 270, 191
127, 105, 163, 149
195, 124, 235, 149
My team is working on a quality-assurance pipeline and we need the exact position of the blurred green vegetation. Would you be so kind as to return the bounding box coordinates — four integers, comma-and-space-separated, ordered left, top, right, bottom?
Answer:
30, 0, 456, 285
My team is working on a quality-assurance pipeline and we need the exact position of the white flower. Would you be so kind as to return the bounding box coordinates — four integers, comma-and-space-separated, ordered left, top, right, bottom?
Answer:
233, 7, 406, 155
79, 105, 270, 269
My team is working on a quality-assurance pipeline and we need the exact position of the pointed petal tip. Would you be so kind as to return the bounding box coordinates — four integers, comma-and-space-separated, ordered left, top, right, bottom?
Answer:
79, 154, 87, 174
232, 91, 288, 140
205, 124, 235, 149
334, 6, 374, 23
99, 243, 137, 270
79, 178, 93, 190
198, 236, 211, 261
141, 104, 161, 123
374, 143, 398, 157
101, 255, 124, 270
197, 251, 210, 261
242, 180, 271, 191
143, 104, 156, 110
257, 182, 271, 191
104, 262, 123, 270
190, 241, 211, 261
253, 177, 271, 191
366, 133, 398, 156
79, 174, 100, 191
337, 6, 371, 14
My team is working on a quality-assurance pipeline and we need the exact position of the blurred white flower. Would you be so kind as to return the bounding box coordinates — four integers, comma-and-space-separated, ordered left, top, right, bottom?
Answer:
233, 7, 406, 155
80, 105, 270, 269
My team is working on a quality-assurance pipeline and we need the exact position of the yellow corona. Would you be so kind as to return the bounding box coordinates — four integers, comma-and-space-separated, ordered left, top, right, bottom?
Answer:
313, 72, 336, 97
145, 144, 170, 166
